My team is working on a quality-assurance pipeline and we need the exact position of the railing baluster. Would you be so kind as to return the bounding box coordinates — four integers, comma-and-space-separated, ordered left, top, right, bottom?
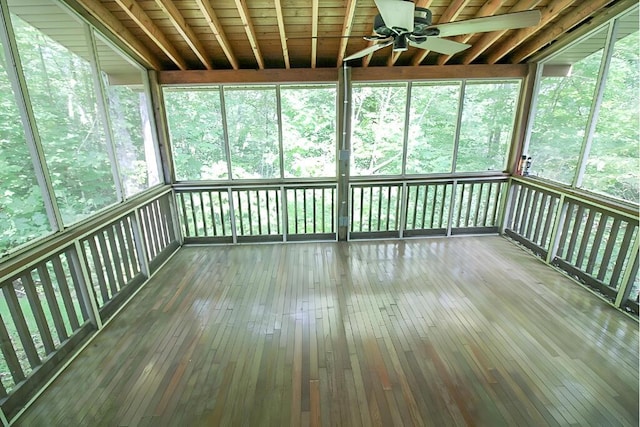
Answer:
36, 265, 68, 342
575, 210, 596, 269
410, 185, 419, 230
106, 227, 125, 290
199, 192, 207, 237
420, 185, 429, 229
51, 256, 80, 331
275, 189, 281, 234
146, 203, 161, 258
565, 206, 585, 264
303, 189, 308, 234
368, 187, 373, 232
376, 187, 383, 231
247, 190, 254, 235
455, 183, 465, 228
179, 193, 190, 237
22, 273, 55, 355
350, 186, 355, 234
609, 224, 636, 288
209, 192, 218, 236
189, 193, 198, 238
598, 218, 622, 282
586, 212, 608, 274
556, 202, 575, 259
465, 183, 475, 228
541, 197, 557, 250
294, 189, 299, 234
313, 189, 318, 234
235, 191, 244, 236
0, 312, 25, 383
87, 238, 109, 303
430, 185, 438, 229
256, 191, 263, 235
97, 233, 118, 298
123, 217, 139, 275
3, 283, 40, 368
359, 187, 364, 232
473, 183, 483, 227
265, 191, 271, 235
525, 190, 541, 239
331, 187, 335, 234
532, 193, 548, 245
386, 186, 392, 231
519, 187, 533, 235
218, 192, 226, 236
114, 222, 132, 282
439, 184, 448, 229
70, 242, 102, 328
321, 188, 326, 233
511, 185, 525, 232
482, 183, 494, 227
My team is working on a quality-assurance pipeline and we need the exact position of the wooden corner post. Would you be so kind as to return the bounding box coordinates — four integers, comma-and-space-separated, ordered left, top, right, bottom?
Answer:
337, 66, 352, 241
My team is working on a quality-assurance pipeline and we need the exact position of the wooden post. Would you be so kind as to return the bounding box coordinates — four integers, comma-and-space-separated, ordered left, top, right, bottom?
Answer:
614, 236, 639, 308
148, 70, 175, 185
337, 66, 352, 241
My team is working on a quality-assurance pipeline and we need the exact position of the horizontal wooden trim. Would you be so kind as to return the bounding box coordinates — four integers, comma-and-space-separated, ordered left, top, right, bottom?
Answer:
351, 65, 528, 81
236, 235, 284, 243
158, 65, 528, 85
349, 231, 400, 240
451, 227, 500, 235
286, 233, 336, 242
183, 237, 234, 245
159, 69, 339, 85
98, 273, 146, 321
403, 229, 447, 237
504, 229, 548, 259
149, 241, 181, 273
551, 258, 618, 300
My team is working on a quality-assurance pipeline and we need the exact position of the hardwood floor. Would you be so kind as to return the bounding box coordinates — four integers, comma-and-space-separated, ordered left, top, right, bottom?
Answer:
17, 236, 639, 426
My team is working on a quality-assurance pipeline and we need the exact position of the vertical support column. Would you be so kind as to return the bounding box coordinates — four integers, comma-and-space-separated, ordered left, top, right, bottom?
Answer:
450, 81, 466, 173
85, 24, 124, 202
337, 66, 352, 241
70, 241, 103, 329
0, 0, 64, 231
148, 70, 175, 185
219, 88, 233, 180
508, 62, 542, 174
573, 21, 618, 188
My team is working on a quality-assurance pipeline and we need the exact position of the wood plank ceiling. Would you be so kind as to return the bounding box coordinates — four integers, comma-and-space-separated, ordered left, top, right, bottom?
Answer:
70, 0, 628, 70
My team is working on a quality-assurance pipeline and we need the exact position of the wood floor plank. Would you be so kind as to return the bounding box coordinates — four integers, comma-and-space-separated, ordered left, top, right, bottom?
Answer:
15, 236, 639, 427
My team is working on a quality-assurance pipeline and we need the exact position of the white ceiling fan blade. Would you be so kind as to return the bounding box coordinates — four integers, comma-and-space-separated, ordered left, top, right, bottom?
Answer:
374, 0, 415, 32
344, 40, 393, 61
428, 10, 542, 38
409, 38, 471, 55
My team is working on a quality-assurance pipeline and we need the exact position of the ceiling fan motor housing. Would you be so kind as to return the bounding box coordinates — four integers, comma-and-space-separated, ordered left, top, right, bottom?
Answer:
374, 7, 435, 37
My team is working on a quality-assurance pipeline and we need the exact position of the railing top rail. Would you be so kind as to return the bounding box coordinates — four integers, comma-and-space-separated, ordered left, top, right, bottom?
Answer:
0, 185, 172, 282
173, 181, 338, 191
511, 177, 639, 221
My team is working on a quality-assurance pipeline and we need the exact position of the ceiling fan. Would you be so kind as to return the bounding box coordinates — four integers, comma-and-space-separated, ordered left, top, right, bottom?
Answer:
344, 0, 542, 61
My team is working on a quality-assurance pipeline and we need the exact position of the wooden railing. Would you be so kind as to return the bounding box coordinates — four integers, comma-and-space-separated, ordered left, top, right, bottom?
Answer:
174, 177, 507, 242
349, 178, 507, 239
0, 187, 179, 421
175, 183, 337, 243
505, 178, 639, 314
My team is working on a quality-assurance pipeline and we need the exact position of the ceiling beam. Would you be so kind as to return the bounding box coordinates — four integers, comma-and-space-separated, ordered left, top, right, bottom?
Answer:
233, 0, 265, 69
194, 0, 239, 70
70, 0, 162, 70
460, 0, 542, 65
485, 0, 578, 64
311, 0, 319, 68
154, 0, 212, 70
273, 0, 290, 68
436, 0, 507, 65
411, 0, 473, 66
511, 0, 628, 64
158, 64, 526, 85
514, 0, 638, 63
336, 0, 358, 67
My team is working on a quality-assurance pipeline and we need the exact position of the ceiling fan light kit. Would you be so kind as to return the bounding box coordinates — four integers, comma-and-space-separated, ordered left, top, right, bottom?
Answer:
344, 0, 541, 62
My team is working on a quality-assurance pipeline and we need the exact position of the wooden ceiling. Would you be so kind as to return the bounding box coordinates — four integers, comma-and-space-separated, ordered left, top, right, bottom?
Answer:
67, 0, 633, 71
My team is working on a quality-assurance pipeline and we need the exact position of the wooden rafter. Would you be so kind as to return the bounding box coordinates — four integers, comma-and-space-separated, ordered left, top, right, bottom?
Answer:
100, 0, 180, 70
436, 0, 507, 66
510, 0, 626, 64
411, 0, 472, 66
460, 0, 541, 65
311, 0, 319, 68
273, 0, 290, 68
154, 0, 212, 70
485, 0, 577, 64
194, 0, 239, 70
336, 0, 358, 67
233, 0, 265, 69
387, 51, 402, 67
